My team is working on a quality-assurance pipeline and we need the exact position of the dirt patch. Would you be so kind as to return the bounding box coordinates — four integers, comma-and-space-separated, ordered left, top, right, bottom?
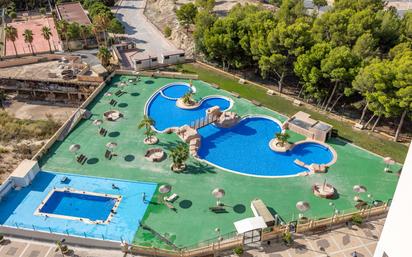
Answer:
5, 101, 76, 122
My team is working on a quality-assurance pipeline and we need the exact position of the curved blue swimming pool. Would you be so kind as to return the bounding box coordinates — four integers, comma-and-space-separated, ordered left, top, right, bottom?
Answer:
147, 84, 231, 131
162, 84, 192, 99
197, 117, 334, 176
146, 83, 335, 177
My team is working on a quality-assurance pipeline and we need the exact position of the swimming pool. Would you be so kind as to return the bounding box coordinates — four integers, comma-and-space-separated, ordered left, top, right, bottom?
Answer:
37, 189, 119, 223
146, 83, 335, 177
0, 171, 157, 242
147, 83, 232, 131
198, 117, 334, 177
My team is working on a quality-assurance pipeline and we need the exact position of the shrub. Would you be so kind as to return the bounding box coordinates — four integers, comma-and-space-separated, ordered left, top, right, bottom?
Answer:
39, 7, 46, 15
282, 231, 293, 246
351, 213, 363, 225
164, 26, 172, 38
233, 245, 243, 255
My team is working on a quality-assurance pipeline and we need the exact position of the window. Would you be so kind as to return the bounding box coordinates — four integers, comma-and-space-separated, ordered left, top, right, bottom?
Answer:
164, 56, 170, 59
179, 53, 184, 57
152, 58, 157, 62
135, 61, 142, 64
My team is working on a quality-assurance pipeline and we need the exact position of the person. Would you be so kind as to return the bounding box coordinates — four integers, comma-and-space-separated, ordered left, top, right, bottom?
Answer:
112, 184, 119, 190
142, 192, 146, 203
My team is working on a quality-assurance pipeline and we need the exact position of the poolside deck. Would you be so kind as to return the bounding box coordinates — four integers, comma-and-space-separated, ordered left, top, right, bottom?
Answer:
39, 75, 400, 249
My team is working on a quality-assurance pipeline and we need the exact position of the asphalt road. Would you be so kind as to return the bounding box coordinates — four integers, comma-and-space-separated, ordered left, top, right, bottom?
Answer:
114, 0, 178, 57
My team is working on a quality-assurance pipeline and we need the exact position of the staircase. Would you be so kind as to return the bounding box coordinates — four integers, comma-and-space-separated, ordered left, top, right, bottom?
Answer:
57, 109, 86, 141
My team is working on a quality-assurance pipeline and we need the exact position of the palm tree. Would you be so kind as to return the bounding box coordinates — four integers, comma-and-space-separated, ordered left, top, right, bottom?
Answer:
57, 20, 69, 50
97, 47, 112, 67
79, 24, 92, 48
169, 143, 189, 171
93, 13, 111, 46
138, 115, 154, 134
275, 132, 290, 147
5, 25, 18, 57
41, 26, 53, 53
22, 29, 34, 55
182, 92, 195, 105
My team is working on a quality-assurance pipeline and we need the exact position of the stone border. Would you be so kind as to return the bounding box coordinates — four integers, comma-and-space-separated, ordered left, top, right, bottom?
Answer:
34, 187, 122, 225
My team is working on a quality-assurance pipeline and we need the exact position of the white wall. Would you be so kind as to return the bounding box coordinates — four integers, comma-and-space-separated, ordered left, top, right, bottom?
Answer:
374, 145, 411, 257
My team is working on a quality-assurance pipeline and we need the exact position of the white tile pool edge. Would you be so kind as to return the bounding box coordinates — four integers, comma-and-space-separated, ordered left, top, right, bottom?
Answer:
33, 187, 122, 225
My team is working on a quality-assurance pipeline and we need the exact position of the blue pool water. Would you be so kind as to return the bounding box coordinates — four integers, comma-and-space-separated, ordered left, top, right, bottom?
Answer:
0, 171, 157, 242
162, 84, 192, 99
147, 85, 231, 131
39, 191, 116, 221
146, 84, 335, 177
198, 117, 334, 176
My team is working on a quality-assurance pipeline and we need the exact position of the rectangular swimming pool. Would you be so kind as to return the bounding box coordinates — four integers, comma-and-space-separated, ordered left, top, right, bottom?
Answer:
0, 171, 157, 242
37, 189, 120, 223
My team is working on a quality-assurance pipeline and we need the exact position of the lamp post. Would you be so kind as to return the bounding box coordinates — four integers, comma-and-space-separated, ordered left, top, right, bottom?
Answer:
329, 202, 339, 229
215, 227, 222, 257
367, 194, 374, 220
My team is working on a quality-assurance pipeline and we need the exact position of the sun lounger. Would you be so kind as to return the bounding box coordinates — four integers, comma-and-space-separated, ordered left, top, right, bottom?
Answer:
164, 193, 178, 203
209, 206, 227, 213
293, 99, 302, 106
211, 83, 220, 89
60, 176, 68, 183
104, 150, 112, 160
164, 201, 176, 211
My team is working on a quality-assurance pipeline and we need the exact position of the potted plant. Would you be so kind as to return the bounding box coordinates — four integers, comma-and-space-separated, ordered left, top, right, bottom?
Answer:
169, 143, 189, 172
55, 239, 69, 255
233, 245, 244, 256
282, 231, 293, 246
351, 213, 363, 226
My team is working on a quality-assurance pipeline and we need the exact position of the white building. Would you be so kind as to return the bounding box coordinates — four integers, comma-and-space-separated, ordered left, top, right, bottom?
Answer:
374, 144, 412, 257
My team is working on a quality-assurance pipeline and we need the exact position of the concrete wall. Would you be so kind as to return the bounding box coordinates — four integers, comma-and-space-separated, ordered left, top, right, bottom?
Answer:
0, 225, 121, 249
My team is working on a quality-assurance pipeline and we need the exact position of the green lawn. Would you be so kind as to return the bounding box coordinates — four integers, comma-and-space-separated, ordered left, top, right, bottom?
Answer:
181, 63, 408, 163
40, 74, 401, 249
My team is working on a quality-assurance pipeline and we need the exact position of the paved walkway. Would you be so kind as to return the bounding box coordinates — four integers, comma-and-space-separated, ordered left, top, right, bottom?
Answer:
0, 218, 384, 257
223, 218, 385, 257
0, 237, 127, 257
114, 0, 177, 58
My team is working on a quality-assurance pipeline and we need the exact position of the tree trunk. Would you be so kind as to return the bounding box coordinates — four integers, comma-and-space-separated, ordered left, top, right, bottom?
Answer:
321, 95, 328, 109
324, 81, 338, 111
371, 115, 381, 132
83, 37, 88, 49
30, 43, 34, 55
278, 71, 285, 94
298, 85, 304, 99
394, 110, 407, 142
359, 102, 369, 124
47, 39, 52, 53
329, 93, 343, 112
13, 41, 18, 57
364, 114, 376, 129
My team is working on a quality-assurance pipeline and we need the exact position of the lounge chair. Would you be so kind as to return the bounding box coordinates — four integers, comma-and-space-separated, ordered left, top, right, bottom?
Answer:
164, 193, 178, 203
266, 89, 275, 96
164, 202, 176, 211
294, 159, 306, 167
104, 150, 112, 160
60, 176, 68, 183
209, 206, 227, 213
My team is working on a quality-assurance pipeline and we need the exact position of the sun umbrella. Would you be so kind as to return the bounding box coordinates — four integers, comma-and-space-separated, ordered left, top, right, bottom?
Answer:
69, 144, 81, 153
296, 201, 310, 213
212, 188, 225, 206
159, 184, 172, 194
93, 119, 103, 126
106, 142, 118, 149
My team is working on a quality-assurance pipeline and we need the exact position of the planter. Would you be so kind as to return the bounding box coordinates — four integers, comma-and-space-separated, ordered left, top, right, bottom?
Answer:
170, 163, 186, 172
143, 136, 159, 145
